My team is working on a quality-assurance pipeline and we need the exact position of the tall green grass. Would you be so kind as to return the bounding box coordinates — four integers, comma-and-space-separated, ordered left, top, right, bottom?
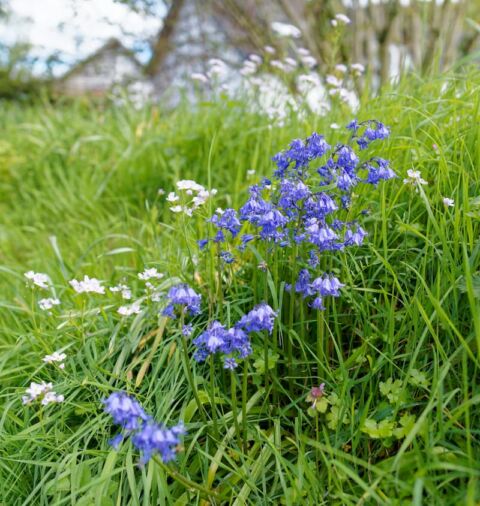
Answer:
0, 69, 479, 505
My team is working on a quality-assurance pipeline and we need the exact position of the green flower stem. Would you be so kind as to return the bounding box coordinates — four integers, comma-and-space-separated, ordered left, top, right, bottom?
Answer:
316, 310, 324, 376
210, 355, 219, 440
230, 371, 241, 448
153, 456, 219, 500
242, 359, 249, 453
179, 318, 208, 424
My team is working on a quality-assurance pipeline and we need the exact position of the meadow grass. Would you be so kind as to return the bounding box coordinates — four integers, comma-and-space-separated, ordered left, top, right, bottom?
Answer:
0, 68, 479, 505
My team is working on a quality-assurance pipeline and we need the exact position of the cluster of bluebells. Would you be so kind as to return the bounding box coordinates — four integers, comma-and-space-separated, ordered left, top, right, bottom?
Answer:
103, 391, 185, 465
286, 269, 344, 310
162, 284, 202, 318
193, 303, 277, 369
200, 120, 395, 310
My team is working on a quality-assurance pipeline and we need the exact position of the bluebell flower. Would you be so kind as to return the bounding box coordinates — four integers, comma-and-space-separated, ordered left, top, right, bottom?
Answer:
163, 283, 201, 318
304, 193, 338, 219
103, 391, 148, 431
198, 239, 209, 250
103, 392, 185, 465
305, 220, 339, 250
239, 187, 270, 224
193, 321, 252, 363
350, 120, 390, 150
224, 357, 238, 370
220, 251, 235, 264
336, 170, 358, 191
365, 157, 396, 185
237, 303, 277, 334
258, 209, 289, 241
209, 208, 241, 239
109, 433, 124, 450
193, 321, 229, 357
295, 269, 313, 297
336, 145, 359, 171
182, 324, 193, 337
311, 296, 325, 310
344, 225, 367, 246
131, 421, 185, 464
310, 275, 344, 297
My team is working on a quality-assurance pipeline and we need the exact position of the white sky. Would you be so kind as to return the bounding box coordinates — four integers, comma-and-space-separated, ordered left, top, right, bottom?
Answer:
2, 0, 164, 74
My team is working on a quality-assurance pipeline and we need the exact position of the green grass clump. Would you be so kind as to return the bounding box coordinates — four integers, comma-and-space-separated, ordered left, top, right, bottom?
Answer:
0, 68, 479, 505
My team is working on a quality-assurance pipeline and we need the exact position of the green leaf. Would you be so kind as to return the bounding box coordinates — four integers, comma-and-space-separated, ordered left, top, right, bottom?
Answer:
409, 369, 430, 389
380, 378, 406, 405
315, 397, 329, 413
393, 413, 416, 439
362, 418, 395, 439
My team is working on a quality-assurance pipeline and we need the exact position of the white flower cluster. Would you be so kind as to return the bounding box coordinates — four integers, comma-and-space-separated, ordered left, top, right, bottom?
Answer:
70, 275, 105, 294
271, 21, 302, 38
138, 267, 164, 281
167, 180, 217, 216
117, 301, 142, 316
38, 297, 60, 311
24, 271, 50, 289
22, 381, 64, 406
442, 197, 454, 207
403, 169, 428, 186
110, 283, 132, 300
331, 13, 351, 27
43, 351, 66, 369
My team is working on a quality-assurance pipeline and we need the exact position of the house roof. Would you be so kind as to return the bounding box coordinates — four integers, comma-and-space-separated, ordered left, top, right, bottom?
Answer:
58, 38, 144, 82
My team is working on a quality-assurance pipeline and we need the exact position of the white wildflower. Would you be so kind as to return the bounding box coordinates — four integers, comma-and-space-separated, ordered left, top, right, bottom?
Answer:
297, 47, 310, 56
43, 351, 66, 369
442, 197, 454, 207
167, 192, 179, 202
247, 169, 256, 177
117, 302, 142, 316
335, 64, 347, 73
170, 205, 183, 213
264, 45, 275, 54
271, 21, 302, 38
403, 169, 428, 186
41, 391, 64, 405
22, 381, 63, 405
301, 56, 317, 68
326, 74, 342, 87
176, 180, 205, 192
24, 271, 50, 289
351, 63, 365, 75
284, 57, 298, 68
38, 298, 60, 311
271, 60, 286, 71
191, 73, 208, 83
249, 54, 262, 64
69, 275, 105, 294
138, 268, 164, 281
157, 188, 165, 196
110, 283, 132, 300
334, 13, 351, 25
330, 123, 340, 130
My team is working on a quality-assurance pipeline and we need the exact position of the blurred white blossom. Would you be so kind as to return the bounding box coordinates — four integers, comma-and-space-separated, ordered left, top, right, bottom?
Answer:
24, 271, 50, 289
38, 297, 60, 311
43, 351, 66, 369
118, 302, 142, 316
271, 21, 301, 38
69, 275, 105, 294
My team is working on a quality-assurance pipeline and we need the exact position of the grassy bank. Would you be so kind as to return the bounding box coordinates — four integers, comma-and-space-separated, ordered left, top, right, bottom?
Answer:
0, 69, 479, 505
